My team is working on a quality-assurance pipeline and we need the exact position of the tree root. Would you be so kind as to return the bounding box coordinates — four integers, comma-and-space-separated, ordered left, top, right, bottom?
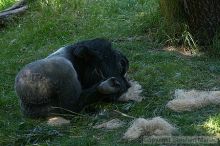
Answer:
0, 0, 27, 26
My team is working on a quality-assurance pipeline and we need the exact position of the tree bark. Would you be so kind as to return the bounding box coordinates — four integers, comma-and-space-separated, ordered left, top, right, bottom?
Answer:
160, 0, 220, 45
159, 0, 185, 23
184, 0, 220, 44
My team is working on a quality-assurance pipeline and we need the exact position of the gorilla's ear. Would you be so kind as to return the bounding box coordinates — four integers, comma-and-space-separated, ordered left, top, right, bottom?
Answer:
73, 45, 103, 61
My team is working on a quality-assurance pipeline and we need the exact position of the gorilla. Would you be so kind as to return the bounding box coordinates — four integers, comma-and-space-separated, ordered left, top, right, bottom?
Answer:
15, 38, 130, 118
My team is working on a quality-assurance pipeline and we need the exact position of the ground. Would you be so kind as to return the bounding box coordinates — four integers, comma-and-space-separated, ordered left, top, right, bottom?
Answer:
1, 0, 220, 145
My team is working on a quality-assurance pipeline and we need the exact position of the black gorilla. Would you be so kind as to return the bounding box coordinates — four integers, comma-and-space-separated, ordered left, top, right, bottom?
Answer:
15, 38, 130, 118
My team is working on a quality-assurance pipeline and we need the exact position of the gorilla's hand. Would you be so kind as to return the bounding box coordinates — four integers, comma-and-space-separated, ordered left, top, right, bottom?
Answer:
97, 77, 121, 94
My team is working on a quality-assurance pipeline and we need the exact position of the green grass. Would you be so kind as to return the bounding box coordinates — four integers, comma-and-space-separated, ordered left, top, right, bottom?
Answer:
0, 0, 16, 10
1, 0, 220, 145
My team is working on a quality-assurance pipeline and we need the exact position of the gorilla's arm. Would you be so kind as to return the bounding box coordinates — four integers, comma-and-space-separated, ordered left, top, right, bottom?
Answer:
79, 77, 122, 106
79, 83, 102, 106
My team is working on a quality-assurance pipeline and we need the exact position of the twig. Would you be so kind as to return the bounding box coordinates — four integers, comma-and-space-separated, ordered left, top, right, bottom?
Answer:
51, 106, 86, 117
113, 110, 136, 119
112, 35, 148, 43
50, 113, 76, 117
69, 136, 83, 138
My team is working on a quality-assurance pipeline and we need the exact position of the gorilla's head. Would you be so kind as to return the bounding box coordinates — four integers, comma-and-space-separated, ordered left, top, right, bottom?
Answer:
73, 38, 130, 97
95, 49, 130, 95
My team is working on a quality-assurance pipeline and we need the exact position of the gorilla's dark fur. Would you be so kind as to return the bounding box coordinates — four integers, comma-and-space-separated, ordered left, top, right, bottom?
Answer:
15, 38, 130, 118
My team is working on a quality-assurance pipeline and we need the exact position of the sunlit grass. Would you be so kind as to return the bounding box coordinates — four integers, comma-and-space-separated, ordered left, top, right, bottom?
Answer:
0, 0, 17, 10
203, 115, 220, 135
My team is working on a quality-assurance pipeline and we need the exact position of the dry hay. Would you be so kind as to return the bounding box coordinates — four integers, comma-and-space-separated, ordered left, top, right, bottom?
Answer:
122, 117, 176, 141
166, 89, 220, 112
93, 118, 125, 129
47, 116, 70, 126
118, 80, 144, 102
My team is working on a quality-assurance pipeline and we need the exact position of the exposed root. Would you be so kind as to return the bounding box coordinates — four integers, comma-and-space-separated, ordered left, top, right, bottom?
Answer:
0, 0, 28, 26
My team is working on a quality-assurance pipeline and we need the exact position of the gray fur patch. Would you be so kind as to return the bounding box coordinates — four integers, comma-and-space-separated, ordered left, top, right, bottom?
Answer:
16, 70, 52, 104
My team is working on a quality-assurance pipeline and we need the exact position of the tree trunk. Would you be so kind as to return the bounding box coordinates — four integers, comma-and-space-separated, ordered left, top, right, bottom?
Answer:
160, 0, 220, 45
159, 0, 184, 23
184, 0, 220, 44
